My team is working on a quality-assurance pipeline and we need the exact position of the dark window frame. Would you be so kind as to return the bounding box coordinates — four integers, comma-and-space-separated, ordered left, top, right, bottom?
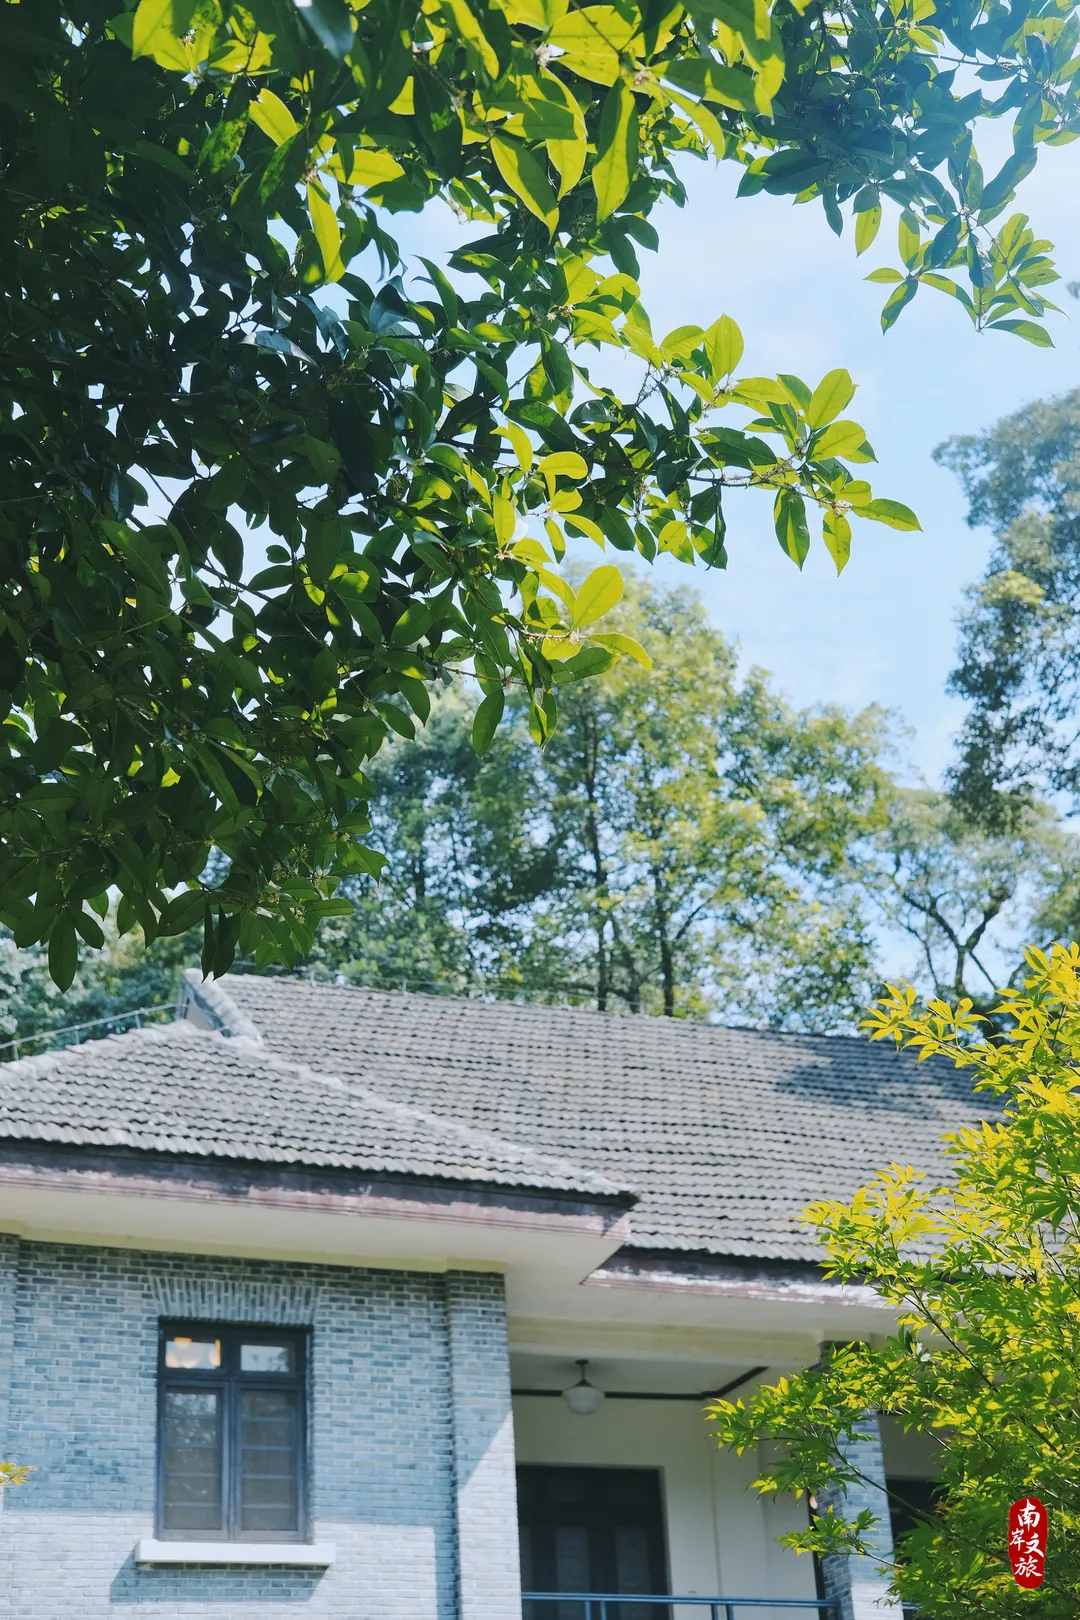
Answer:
156, 1319, 310, 1543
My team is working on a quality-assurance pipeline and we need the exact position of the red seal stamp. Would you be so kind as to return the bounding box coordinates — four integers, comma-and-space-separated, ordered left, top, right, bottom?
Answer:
1009, 1497, 1047, 1589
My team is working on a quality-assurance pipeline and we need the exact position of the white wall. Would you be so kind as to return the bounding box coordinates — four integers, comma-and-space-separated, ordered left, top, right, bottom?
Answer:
513, 1396, 818, 1620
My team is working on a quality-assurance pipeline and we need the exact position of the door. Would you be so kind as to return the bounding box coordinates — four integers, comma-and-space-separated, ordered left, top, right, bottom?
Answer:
518, 1465, 670, 1620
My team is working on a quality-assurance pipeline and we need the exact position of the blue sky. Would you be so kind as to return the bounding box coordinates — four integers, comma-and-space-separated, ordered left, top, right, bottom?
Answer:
632, 139, 1080, 787
396, 132, 1080, 788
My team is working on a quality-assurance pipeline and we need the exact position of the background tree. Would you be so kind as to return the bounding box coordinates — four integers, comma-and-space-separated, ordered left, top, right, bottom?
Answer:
0, 0, 1068, 987
869, 788, 1076, 1013
714, 944, 1080, 1620
938, 390, 1080, 831
307, 574, 894, 1027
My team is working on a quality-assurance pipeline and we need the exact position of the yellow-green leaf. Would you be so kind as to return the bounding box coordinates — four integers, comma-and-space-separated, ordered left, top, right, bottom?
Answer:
565, 514, 606, 547
132, 0, 190, 69
662, 84, 726, 157
440, 0, 501, 77
250, 88, 300, 147
573, 564, 624, 626
658, 518, 693, 559
541, 632, 579, 660
503, 422, 534, 472
493, 493, 517, 543
822, 510, 851, 574
861, 498, 921, 531
855, 204, 882, 255
340, 148, 404, 187
523, 71, 587, 197
545, 6, 635, 85
806, 368, 855, 429
898, 208, 921, 269
593, 82, 638, 221
540, 451, 588, 479
307, 182, 344, 281
703, 314, 743, 381
814, 419, 874, 460
547, 126, 587, 197
591, 630, 652, 670
661, 324, 704, 363
490, 136, 558, 232
560, 254, 598, 305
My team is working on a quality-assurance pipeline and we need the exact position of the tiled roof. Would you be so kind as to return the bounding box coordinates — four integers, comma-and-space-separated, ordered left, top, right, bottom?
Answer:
189, 975, 995, 1263
0, 1021, 629, 1199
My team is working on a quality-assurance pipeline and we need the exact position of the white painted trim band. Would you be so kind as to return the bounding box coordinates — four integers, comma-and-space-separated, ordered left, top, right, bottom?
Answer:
134, 1539, 336, 1566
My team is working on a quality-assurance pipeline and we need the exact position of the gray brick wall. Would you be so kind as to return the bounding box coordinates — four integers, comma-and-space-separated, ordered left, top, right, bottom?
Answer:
445, 1271, 522, 1620
820, 1414, 900, 1620
0, 1238, 520, 1619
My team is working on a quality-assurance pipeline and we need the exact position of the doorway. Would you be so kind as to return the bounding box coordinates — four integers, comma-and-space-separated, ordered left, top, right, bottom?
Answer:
518, 1464, 671, 1620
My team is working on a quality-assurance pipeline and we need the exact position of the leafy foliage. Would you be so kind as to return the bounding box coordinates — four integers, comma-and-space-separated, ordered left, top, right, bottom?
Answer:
938, 390, 1080, 832
713, 944, 1080, 1618
0, 0, 1066, 985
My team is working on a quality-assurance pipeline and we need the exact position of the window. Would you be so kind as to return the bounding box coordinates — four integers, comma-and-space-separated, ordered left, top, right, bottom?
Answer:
518, 1466, 670, 1620
157, 1322, 308, 1542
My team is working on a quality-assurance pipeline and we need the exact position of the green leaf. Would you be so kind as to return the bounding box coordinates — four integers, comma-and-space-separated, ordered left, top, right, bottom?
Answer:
703, 314, 744, 382
880, 278, 918, 332
574, 564, 624, 626
298, 0, 355, 57
774, 489, 810, 567
418, 256, 460, 325
865, 267, 904, 283
987, 319, 1053, 347
855, 205, 882, 256
806, 369, 855, 429
48, 915, 78, 992
593, 82, 638, 222
822, 510, 851, 574
472, 687, 505, 755
304, 517, 343, 588
591, 630, 652, 670
861, 498, 921, 530
490, 136, 558, 232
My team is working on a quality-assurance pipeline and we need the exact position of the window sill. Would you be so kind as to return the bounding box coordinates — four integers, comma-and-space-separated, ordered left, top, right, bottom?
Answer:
135, 1540, 336, 1567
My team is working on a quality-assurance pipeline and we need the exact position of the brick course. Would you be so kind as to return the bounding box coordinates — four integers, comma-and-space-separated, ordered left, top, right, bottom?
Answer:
0, 1238, 520, 1618
819, 1414, 900, 1620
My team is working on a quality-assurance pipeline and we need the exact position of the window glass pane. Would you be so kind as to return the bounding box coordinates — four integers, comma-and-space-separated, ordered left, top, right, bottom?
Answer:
162, 1389, 222, 1533
239, 1387, 299, 1534
165, 1336, 221, 1370
240, 1342, 294, 1375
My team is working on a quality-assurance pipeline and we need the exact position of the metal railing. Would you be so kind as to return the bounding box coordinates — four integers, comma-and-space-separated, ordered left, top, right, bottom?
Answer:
523, 1595, 836, 1620
0, 1002, 174, 1061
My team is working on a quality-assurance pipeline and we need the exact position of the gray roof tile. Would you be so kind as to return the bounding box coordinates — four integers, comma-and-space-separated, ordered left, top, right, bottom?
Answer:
0, 1020, 628, 1199
196, 974, 995, 1263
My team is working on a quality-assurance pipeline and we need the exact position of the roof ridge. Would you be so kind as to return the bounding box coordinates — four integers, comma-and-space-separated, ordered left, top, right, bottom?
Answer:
180, 969, 263, 1043
215, 972, 886, 1049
